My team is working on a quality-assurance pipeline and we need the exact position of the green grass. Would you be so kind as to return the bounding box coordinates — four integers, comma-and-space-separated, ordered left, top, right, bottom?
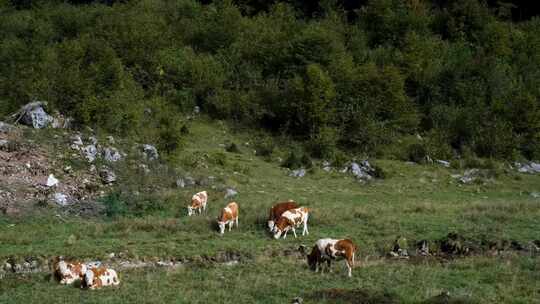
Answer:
1, 119, 540, 303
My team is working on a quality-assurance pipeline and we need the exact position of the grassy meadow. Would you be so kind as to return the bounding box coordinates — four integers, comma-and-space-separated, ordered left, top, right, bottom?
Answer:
1, 119, 539, 303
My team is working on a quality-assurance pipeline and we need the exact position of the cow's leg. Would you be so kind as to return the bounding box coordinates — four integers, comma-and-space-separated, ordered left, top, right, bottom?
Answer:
291, 227, 297, 238
229, 221, 233, 231
235, 217, 239, 228
302, 222, 308, 236
326, 259, 332, 273
283, 230, 288, 239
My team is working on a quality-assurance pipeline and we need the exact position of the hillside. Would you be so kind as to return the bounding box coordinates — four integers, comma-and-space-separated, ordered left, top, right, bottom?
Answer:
1, 116, 539, 303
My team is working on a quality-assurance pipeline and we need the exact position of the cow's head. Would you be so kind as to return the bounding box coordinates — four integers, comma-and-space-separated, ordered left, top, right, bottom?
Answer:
273, 217, 289, 239
217, 220, 226, 234
187, 206, 194, 216
267, 220, 275, 232
82, 269, 93, 289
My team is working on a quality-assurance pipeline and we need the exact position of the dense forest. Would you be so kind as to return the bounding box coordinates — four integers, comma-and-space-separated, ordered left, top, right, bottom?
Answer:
1, 0, 539, 161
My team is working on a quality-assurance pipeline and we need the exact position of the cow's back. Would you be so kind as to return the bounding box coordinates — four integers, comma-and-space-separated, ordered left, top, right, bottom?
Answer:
270, 201, 298, 221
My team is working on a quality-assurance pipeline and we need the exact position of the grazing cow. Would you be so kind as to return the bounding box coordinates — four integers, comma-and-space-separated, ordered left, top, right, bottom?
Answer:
273, 207, 309, 239
306, 238, 357, 277
217, 201, 239, 234
82, 267, 120, 290
267, 200, 299, 232
187, 191, 208, 216
53, 258, 87, 285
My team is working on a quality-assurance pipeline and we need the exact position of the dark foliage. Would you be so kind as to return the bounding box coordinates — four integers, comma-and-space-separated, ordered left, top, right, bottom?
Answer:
1, 0, 539, 160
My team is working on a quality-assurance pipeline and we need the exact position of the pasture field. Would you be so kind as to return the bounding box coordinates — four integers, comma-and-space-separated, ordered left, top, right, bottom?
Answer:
1, 120, 539, 303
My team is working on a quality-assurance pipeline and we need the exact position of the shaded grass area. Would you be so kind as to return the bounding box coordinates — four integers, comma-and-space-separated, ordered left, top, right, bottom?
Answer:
1, 119, 540, 303
1, 255, 539, 303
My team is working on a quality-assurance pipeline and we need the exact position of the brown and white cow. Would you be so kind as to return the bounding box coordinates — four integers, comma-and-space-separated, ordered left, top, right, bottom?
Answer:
306, 238, 357, 277
273, 207, 309, 239
217, 201, 239, 234
82, 267, 120, 290
267, 200, 299, 232
187, 191, 208, 216
53, 258, 87, 285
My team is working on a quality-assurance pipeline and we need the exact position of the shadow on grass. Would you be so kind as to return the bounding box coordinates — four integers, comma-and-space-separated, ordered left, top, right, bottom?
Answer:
306, 288, 401, 304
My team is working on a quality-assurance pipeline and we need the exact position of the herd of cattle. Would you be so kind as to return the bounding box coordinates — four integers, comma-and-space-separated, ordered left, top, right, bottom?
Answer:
53, 190, 358, 289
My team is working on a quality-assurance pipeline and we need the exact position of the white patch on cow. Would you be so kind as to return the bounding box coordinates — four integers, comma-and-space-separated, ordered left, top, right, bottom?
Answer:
267, 220, 275, 232
273, 207, 309, 239
84, 269, 94, 288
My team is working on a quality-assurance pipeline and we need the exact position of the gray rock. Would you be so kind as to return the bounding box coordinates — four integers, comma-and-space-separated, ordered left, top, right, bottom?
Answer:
99, 167, 116, 184
224, 188, 238, 199
436, 159, 451, 167
0, 121, 14, 133
103, 147, 122, 162
175, 178, 185, 188
45, 174, 59, 187
458, 169, 479, 184
289, 168, 306, 178
106, 135, 115, 144
349, 161, 374, 180
516, 162, 540, 174
193, 106, 200, 114
0, 139, 8, 149
16, 102, 53, 129
82, 145, 98, 162
322, 161, 332, 172
53, 193, 69, 206
176, 176, 195, 188
88, 136, 98, 145
531, 192, 540, 198
141, 144, 159, 161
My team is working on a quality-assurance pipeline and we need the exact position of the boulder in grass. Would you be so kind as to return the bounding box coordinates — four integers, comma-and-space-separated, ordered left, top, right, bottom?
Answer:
14, 102, 53, 129
289, 168, 306, 178
141, 144, 159, 161
99, 167, 117, 184
82, 145, 98, 163
103, 147, 122, 162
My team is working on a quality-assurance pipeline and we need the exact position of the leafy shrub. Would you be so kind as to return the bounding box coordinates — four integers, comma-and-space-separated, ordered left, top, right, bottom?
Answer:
102, 193, 128, 218
282, 150, 312, 169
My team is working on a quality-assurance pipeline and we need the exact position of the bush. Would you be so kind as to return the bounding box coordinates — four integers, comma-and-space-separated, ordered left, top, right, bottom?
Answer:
282, 150, 312, 169
102, 193, 128, 218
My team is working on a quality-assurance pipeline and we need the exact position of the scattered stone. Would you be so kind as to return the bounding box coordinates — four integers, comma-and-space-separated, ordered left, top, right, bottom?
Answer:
416, 240, 429, 256
193, 106, 200, 114
45, 174, 59, 187
138, 164, 150, 174
454, 169, 480, 184
435, 160, 450, 168
176, 176, 195, 188
289, 168, 306, 178
291, 297, 303, 304
515, 162, 540, 174
0, 139, 8, 150
82, 145, 98, 162
531, 192, 540, 198
0, 121, 14, 133
99, 167, 117, 184
15, 102, 53, 129
322, 161, 332, 172
88, 136, 98, 145
103, 147, 122, 162
70, 135, 83, 150
106, 135, 115, 144
224, 188, 238, 199
141, 144, 159, 161
345, 160, 375, 180
389, 236, 409, 258
53, 193, 69, 206
51, 111, 71, 129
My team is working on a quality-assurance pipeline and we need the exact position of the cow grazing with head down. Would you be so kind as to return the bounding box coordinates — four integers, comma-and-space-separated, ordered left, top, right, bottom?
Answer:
187, 191, 208, 216
268, 200, 299, 232
217, 201, 239, 235
53, 258, 87, 285
82, 267, 120, 290
305, 238, 357, 277
273, 207, 309, 239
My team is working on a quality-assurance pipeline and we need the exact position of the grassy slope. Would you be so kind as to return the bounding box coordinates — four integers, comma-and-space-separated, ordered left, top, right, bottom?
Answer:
1, 119, 539, 303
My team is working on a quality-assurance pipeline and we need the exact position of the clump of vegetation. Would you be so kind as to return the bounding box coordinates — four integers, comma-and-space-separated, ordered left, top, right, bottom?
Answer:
0, 0, 538, 160
282, 150, 312, 170
225, 142, 241, 153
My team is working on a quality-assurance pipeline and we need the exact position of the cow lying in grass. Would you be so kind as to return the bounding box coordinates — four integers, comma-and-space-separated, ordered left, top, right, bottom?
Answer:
53, 258, 88, 285
273, 207, 309, 239
304, 238, 357, 277
82, 267, 120, 290
217, 201, 239, 235
268, 200, 298, 232
187, 191, 208, 216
